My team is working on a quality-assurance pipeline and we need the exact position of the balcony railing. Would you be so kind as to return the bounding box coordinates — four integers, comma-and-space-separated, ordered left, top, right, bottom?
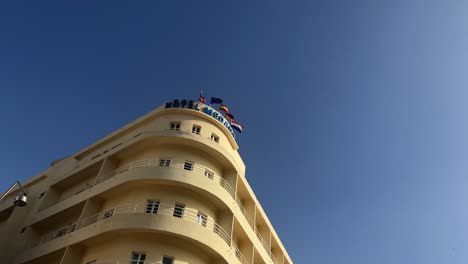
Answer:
40, 202, 231, 244
271, 253, 280, 264
38, 202, 248, 263
233, 242, 250, 264
81, 260, 161, 264
95, 159, 236, 199
235, 197, 255, 228
255, 227, 271, 255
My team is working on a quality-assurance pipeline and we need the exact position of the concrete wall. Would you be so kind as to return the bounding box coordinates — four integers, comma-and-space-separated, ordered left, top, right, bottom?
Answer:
79, 233, 214, 264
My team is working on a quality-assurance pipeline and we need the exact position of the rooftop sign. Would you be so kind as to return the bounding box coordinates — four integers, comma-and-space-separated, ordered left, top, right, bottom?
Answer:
164, 99, 236, 138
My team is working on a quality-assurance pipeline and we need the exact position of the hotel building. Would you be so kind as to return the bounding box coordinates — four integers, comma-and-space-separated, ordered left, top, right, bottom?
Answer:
0, 99, 293, 264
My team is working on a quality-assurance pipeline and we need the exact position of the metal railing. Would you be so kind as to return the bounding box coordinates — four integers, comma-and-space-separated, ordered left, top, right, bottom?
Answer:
271, 253, 280, 264
94, 159, 236, 199
235, 197, 255, 228
39, 202, 250, 263
39, 203, 231, 244
39, 203, 137, 244
255, 227, 270, 254
232, 242, 250, 264
80, 260, 161, 264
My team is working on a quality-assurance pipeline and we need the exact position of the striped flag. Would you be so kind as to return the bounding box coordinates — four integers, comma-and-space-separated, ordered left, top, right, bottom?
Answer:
199, 94, 206, 104
219, 104, 229, 113
230, 120, 244, 133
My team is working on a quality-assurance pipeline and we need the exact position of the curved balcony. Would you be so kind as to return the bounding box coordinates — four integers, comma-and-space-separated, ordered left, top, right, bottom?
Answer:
74, 128, 244, 178
95, 159, 235, 199
31, 202, 246, 264
34, 159, 275, 264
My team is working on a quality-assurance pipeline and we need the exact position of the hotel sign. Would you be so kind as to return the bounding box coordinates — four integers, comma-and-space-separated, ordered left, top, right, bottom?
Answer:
165, 99, 236, 138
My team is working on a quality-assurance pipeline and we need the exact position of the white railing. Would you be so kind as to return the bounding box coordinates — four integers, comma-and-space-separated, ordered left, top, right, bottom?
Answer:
39, 202, 230, 246
271, 253, 280, 264
38, 202, 250, 263
94, 159, 235, 199
39, 203, 137, 244
82, 260, 161, 264
235, 197, 255, 228
232, 242, 250, 264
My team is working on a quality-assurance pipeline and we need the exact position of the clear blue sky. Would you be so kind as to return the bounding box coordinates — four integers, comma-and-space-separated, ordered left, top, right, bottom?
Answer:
1, 1, 468, 263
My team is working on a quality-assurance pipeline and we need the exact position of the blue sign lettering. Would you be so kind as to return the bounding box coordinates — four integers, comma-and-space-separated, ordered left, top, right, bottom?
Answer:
165, 100, 236, 138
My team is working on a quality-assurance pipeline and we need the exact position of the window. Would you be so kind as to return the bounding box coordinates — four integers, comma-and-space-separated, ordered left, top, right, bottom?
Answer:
103, 209, 114, 219
204, 169, 214, 179
19, 226, 27, 234
112, 143, 122, 149
184, 161, 194, 171
197, 212, 207, 226
162, 256, 174, 264
56, 227, 68, 237
192, 125, 201, 135
159, 159, 171, 167
86, 261, 97, 264
131, 252, 146, 264
146, 200, 160, 214
173, 203, 185, 218
169, 122, 181, 130
210, 133, 219, 143
39, 192, 45, 199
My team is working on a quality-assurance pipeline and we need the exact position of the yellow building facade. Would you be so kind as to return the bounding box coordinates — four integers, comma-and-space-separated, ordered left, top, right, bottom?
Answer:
0, 100, 293, 264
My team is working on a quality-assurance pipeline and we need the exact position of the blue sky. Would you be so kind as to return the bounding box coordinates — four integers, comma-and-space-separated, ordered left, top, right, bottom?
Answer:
1, 1, 468, 263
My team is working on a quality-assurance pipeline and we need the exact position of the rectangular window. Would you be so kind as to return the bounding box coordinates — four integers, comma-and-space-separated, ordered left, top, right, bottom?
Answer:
19, 226, 27, 234
192, 125, 201, 135
173, 203, 185, 218
197, 212, 207, 226
162, 256, 174, 264
210, 133, 219, 143
159, 159, 171, 167
146, 200, 160, 214
103, 209, 114, 219
112, 143, 122, 149
131, 252, 146, 264
169, 122, 181, 130
184, 161, 194, 171
56, 227, 68, 237
204, 169, 214, 179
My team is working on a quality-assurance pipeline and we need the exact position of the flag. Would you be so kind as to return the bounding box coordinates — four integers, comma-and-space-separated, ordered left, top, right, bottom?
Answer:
219, 104, 229, 113
199, 95, 206, 104
210, 97, 223, 104
230, 120, 244, 133
226, 113, 234, 120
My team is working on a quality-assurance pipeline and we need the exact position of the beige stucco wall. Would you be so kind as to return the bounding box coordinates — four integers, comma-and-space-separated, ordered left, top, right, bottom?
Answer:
80, 233, 213, 264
